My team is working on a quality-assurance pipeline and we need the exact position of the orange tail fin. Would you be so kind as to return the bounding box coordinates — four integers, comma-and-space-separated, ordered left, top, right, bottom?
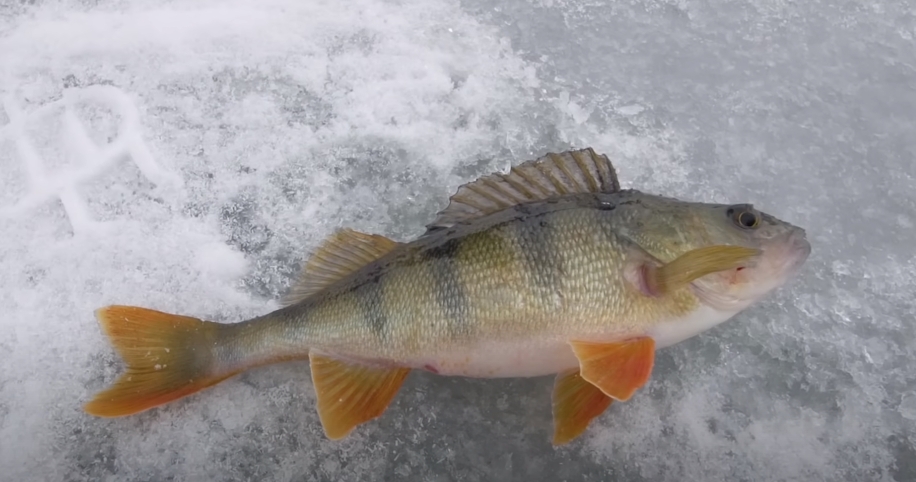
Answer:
84, 305, 238, 417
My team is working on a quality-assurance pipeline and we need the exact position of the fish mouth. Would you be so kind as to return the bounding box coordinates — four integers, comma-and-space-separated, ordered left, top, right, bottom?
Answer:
782, 228, 812, 273
692, 228, 811, 312
753, 227, 810, 286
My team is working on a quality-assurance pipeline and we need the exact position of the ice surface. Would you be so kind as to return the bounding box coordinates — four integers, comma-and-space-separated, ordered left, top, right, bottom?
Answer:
0, 0, 914, 480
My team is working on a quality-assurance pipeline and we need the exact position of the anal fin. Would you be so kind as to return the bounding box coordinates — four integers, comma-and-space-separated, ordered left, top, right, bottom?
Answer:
309, 353, 411, 440
569, 337, 655, 401
552, 369, 613, 446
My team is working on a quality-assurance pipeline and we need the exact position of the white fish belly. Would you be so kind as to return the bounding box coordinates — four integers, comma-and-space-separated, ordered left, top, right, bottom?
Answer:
417, 338, 580, 378
647, 304, 739, 349
413, 305, 738, 378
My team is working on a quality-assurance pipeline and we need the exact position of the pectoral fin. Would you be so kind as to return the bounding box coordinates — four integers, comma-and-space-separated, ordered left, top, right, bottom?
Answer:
551, 369, 613, 446
309, 353, 411, 440
640, 245, 760, 296
569, 337, 655, 401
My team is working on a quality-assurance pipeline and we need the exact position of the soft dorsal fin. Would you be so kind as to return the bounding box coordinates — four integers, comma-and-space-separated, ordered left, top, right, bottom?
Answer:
281, 229, 402, 306
426, 148, 620, 232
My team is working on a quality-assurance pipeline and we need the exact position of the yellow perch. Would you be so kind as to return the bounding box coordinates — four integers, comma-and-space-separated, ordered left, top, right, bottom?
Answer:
84, 148, 811, 445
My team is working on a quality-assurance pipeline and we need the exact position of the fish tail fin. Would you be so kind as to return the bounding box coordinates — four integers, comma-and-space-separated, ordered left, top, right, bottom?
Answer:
84, 305, 238, 417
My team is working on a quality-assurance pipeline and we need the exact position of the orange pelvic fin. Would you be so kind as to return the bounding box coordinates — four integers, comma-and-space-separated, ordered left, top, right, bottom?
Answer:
309, 352, 411, 440
551, 368, 613, 446
569, 337, 655, 401
84, 305, 233, 417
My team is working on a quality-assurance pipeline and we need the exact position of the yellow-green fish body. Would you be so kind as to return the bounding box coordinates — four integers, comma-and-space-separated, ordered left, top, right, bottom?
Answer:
84, 149, 810, 445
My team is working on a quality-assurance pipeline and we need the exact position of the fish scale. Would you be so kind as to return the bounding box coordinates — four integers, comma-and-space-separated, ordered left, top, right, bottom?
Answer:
83, 148, 810, 445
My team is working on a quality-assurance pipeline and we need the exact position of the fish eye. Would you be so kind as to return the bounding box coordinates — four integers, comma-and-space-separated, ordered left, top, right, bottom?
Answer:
726, 205, 760, 229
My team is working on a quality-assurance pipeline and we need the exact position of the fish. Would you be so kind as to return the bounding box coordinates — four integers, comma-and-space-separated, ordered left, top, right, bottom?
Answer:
83, 148, 811, 445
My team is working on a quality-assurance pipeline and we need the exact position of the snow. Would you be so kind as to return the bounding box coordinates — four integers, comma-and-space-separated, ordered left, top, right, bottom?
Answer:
1, 0, 914, 481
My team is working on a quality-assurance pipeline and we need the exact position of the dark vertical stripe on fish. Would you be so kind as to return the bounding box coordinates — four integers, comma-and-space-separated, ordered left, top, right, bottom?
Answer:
423, 238, 470, 340
513, 209, 565, 308
358, 274, 388, 342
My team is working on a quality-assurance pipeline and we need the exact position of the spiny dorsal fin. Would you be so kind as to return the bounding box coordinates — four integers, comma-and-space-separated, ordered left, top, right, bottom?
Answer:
426, 148, 620, 232
281, 229, 401, 306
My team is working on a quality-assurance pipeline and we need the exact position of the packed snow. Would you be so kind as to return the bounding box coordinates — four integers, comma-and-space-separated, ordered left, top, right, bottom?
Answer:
1, 0, 914, 480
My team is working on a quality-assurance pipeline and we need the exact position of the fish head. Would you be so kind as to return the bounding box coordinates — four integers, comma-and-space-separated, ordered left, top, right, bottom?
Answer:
617, 193, 810, 312
671, 201, 811, 311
